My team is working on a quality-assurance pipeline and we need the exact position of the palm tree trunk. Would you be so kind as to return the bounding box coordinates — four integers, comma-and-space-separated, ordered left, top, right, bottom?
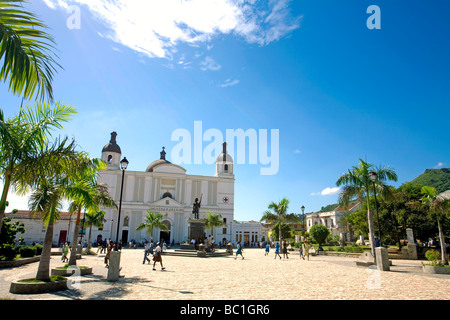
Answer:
437, 218, 448, 265
87, 226, 92, 251
0, 171, 12, 233
36, 222, 54, 281
69, 206, 82, 266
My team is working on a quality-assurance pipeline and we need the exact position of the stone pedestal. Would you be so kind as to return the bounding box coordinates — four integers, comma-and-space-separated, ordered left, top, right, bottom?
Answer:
375, 247, 390, 271
188, 219, 206, 244
107, 251, 121, 281
407, 244, 418, 260
339, 233, 345, 248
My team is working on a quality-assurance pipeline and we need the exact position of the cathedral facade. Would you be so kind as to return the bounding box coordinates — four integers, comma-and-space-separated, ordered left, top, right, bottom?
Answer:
96, 132, 235, 246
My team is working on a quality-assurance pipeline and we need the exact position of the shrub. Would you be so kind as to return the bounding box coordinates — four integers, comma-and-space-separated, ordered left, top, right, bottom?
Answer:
34, 244, 43, 255
18, 245, 37, 258
344, 245, 364, 253
425, 249, 441, 264
0, 244, 17, 261
309, 225, 330, 247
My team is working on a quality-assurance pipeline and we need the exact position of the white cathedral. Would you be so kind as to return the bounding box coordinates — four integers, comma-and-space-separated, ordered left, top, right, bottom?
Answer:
97, 132, 235, 246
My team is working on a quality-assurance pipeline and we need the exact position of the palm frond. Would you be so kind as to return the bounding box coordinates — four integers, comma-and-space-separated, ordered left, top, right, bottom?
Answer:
0, 0, 62, 101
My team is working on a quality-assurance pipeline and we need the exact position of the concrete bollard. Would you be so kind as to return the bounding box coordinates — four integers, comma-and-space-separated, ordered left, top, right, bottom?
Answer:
107, 251, 121, 281
375, 247, 390, 271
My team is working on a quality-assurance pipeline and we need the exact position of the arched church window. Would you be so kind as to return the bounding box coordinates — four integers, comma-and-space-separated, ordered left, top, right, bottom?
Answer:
224, 164, 228, 172
107, 155, 113, 163
162, 192, 172, 199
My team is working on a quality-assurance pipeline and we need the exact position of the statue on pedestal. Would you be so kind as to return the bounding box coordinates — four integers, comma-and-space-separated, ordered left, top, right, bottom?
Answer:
192, 195, 202, 219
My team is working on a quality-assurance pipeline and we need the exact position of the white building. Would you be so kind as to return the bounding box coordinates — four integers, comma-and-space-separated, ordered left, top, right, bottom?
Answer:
306, 202, 361, 240
96, 132, 235, 246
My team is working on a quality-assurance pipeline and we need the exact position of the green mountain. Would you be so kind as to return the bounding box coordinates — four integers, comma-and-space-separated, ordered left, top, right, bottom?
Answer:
410, 168, 450, 193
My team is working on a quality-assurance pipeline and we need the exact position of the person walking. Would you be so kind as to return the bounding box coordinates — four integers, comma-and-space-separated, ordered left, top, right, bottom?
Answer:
61, 242, 70, 263
265, 242, 270, 256
298, 244, 303, 259
282, 240, 289, 259
302, 241, 309, 261
235, 242, 244, 260
274, 242, 281, 259
152, 242, 165, 271
105, 242, 112, 267
143, 241, 151, 264
149, 242, 154, 256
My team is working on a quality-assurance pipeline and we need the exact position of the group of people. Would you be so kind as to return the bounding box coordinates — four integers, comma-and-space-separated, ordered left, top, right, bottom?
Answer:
143, 241, 165, 271
97, 239, 122, 268
265, 240, 312, 260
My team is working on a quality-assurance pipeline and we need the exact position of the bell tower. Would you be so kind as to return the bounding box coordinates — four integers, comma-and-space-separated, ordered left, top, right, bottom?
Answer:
215, 142, 233, 178
101, 131, 122, 170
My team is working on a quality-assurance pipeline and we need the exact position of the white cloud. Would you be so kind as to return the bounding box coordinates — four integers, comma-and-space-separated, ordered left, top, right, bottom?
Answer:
434, 162, 445, 169
219, 78, 239, 87
43, 0, 301, 59
311, 187, 341, 196
200, 56, 221, 71
293, 149, 301, 154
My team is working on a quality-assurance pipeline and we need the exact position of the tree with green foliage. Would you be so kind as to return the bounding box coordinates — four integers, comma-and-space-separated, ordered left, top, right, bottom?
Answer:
421, 186, 449, 265
136, 211, 168, 242
270, 222, 292, 241
260, 197, 298, 244
28, 154, 108, 281
66, 173, 117, 266
336, 158, 397, 256
84, 210, 107, 251
0, 102, 77, 233
0, 215, 24, 245
0, 0, 62, 101
309, 224, 330, 248
205, 210, 225, 237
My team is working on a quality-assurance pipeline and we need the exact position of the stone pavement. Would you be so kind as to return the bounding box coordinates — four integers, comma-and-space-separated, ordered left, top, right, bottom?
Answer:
1, 247, 449, 300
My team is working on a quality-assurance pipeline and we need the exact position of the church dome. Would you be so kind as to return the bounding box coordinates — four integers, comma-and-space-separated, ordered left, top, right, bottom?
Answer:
146, 159, 172, 172
216, 142, 233, 164
145, 147, 185, 173
102, 131, 121, 154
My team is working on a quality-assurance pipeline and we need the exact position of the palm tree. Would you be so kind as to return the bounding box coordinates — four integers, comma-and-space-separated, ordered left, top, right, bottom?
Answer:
421, 186, 449, 265
66, 169, 117, 266
136, 211, 168, 242
1, 0, 62, 101
27, 154, 112, 280
260, 197, 298, 244
28, 180, 65, 281
205, 210, 225, 237
84, 210, 107, 251
336, 158, 397, 256
0, 102, 76, 232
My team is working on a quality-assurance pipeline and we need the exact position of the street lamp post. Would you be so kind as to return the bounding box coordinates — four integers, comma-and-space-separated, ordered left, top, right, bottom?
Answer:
301, 205, 305, 232
369, 171, 382, 246
115, 157, 128, 250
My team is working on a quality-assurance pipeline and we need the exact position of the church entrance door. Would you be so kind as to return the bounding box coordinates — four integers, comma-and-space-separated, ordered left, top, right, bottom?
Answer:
121, 230, 128, 244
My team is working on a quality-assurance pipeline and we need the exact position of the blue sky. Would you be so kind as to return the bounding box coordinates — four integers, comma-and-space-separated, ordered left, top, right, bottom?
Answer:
2, 0, 450, 221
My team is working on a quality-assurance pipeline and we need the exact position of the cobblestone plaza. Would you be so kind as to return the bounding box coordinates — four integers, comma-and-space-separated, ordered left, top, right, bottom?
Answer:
1, 248, 449, 301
